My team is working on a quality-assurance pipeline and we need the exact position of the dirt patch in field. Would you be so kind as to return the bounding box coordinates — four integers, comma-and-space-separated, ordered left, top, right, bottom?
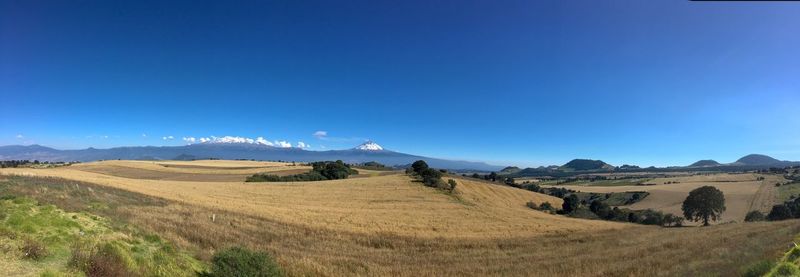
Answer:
75, 164, 254, 182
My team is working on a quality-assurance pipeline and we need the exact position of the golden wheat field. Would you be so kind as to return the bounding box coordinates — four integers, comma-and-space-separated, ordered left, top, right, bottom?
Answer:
551, 173, 784, 224
0, 160, 619, 238
2, 160, 798, 276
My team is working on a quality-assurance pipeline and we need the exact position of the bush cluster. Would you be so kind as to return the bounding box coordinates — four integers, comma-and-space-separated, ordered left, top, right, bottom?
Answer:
558, 194, 683, 227
765, 196, 800, 221
247, 160, 357, 182
526, 201, 555, 213
200, 246, 283, 277
409, 160, 456, 192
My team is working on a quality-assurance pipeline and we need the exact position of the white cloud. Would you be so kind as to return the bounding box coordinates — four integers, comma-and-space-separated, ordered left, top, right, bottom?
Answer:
183, 137, 196, 143
15, 134, 23, 139
141, 133, 147, 137
296, 141, 310, 148
274, 140, 292, 148
102, 135, 109, 139
162, 136, 174, 140
313, 131, 327, 139
256, 137, 274, 146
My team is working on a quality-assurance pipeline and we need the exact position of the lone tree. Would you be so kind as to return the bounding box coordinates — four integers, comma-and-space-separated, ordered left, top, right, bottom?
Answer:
411, 160, 429, 174
681, 186, 726, 226
562, 194, 580, 214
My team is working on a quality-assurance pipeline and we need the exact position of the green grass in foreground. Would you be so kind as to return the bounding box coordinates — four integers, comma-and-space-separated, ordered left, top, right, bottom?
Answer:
0, 196, 205, 276
778, 182, 800, 203
743, 234, 800, 277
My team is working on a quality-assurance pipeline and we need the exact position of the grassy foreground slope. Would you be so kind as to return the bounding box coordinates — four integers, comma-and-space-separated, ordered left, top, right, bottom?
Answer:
0, 195, 203, 276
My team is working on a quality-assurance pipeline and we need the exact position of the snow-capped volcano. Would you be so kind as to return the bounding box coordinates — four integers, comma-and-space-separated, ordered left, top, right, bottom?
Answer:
354, 141, 384, 151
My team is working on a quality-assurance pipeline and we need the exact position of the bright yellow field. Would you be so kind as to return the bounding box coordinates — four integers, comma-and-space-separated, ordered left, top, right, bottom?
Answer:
0, 160, 620, 238
551, 173, 784, 224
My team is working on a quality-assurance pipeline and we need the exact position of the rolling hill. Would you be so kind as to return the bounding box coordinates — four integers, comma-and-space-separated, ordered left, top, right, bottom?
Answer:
560, 159, 614, 171
688, 159, 721, 167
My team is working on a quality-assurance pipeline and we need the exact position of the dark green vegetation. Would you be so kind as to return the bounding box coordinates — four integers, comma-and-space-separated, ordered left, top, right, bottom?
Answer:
682, 186, 726, 226
555, 195, 683, 227
246, 160, 358, 182
766, 196, 800, 221
560, 159, 613, 171
0, 160, 73, 168
200, 246, 283, 277
354, 161, 392, 171
524, 187, 676, 227
520, 183, 648, 206
408, 160, 456, 192
745, 211, 766, 222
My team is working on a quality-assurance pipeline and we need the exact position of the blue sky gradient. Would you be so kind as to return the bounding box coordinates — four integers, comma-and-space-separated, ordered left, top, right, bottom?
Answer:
1, 0, 799, 167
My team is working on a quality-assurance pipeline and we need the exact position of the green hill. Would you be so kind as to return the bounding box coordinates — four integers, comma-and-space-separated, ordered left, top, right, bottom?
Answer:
560, 159, 614, 171
688, 160, 721, 167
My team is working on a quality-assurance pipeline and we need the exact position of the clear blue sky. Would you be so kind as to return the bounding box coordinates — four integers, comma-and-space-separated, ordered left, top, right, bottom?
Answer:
1, 0, 799, 167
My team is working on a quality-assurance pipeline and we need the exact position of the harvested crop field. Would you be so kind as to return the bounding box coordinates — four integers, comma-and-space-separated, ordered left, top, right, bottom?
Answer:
0, 160, 616, 238
2, 174, 798, 276
67, 160, 312, 182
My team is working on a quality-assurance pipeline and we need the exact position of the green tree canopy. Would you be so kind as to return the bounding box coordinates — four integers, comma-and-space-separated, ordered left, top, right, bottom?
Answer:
411, 160, 429, 174
681, 186, 726, 226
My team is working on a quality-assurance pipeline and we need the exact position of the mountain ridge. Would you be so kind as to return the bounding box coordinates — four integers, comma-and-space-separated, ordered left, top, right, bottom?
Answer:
0, 143, 504, 171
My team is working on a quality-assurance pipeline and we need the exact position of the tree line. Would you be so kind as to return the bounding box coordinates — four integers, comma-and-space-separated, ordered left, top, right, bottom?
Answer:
246, 160, 358, 182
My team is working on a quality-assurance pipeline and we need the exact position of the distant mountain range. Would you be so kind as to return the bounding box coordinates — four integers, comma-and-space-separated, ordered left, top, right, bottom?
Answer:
503, 154, 800, 178
0, 141, 504, 171
688, 154, 799, 168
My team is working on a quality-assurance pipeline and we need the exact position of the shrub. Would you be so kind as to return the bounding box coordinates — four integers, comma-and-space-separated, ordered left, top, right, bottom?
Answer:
768, 204, 793, 221
589, 201, 611, 219
539, 202, 554, 212
567, 207, 599, 219
771, 262, 800, 276
21, 238, 48, 260
203, 246, 283, 277
447, 179, 458, 192
70, 242, 133, 277
744, 210, 766, 222
742, 260, 774, 277
526, 201, 539, 210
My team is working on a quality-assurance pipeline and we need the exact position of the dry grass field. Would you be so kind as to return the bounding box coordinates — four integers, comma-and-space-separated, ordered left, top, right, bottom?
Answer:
1, 161, 798, 276
0, 160, 616, 238
550, 173, 785, 224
